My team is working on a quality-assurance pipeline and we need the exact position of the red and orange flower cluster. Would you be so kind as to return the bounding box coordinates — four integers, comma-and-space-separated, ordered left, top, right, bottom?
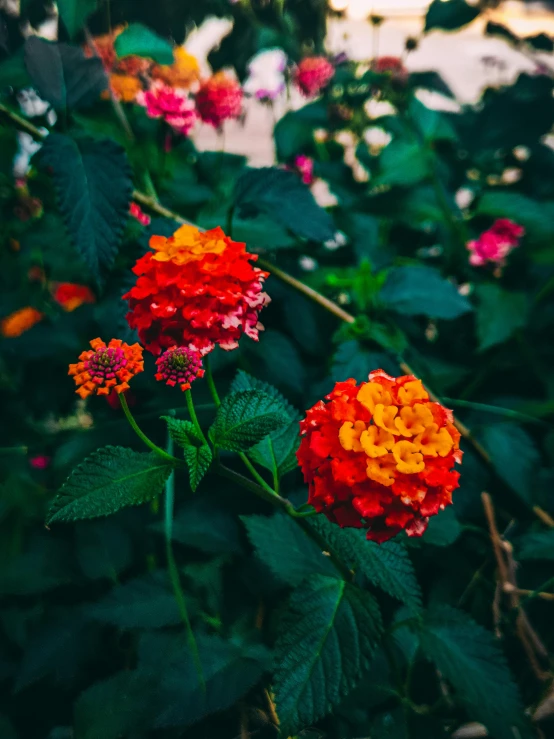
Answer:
69, 338, 144, 399
123, 224, 269, 355
297, 370, 462, 542
294, 56, 335, 97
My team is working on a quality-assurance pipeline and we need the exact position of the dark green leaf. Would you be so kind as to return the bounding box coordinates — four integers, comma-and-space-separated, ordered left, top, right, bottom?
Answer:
90, 571, 182, 628
273, 575, 382, 735
57, 0, 98, 38
421, 506, 461, 547
0, 714, 18, 739
241, 513, 338, 585
40, 134, 132, 284
380, 266, 472, 319
477, 191, 554, 246
376, 140, 430, 187
244, 329, 306, 393
419, 606, 530, 739
425, 0, 480, 32
478, 423, 539, 504
162, 416, 212, 491
75, 519, 132, 581
24, 38, 107, 111
234, 167, 336, 243
0, 536, 72, 596
114, 23, 174, 64
310, 516, 422, 610
409, 70, 455, 98
515, 530, 554, 560
525, 33, 554, 52
46, 446, 172, 524
0, 47, 31, 91
208, 390, 290, 452
475, 284, 527, 351
331, 340, 396, 383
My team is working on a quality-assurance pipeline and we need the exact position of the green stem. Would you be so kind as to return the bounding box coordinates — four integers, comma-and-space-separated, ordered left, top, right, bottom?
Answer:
226, 204, 235, 239
519, 576, 554, 607
204, 356, 221, 407
185, 389, 207, 442
164, 434, 205, 691
119, 394, 182, 465
442, 397, 548, 426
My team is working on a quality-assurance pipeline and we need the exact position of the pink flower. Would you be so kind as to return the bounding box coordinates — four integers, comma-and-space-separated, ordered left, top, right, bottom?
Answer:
137, 81, 198, 136
294, 56, 334, 97
196, 72, 243, 128
291, 155, 315, 185
467, 219, 524, 267
129, 202, 151, 227
30, 455, 51, 470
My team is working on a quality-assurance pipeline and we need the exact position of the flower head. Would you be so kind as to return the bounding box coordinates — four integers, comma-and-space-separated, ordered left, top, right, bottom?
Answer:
137, 81, 198, 135
196, 72, 243, 127
155, 346, 205, 391
1, 307, 43, 338
467, 218, 524, 267
152, 48, 200, 89
68, 338, 144, 399
109, 73, 143, 102
297, 370, 462, 543
291, 155, 315, 185
129, 202, 151, 226
30, 455, 51, 470
294, 56, 334, 97
373, 56, 408, 80
53, 283, 96, 312
124, 224, 270, 355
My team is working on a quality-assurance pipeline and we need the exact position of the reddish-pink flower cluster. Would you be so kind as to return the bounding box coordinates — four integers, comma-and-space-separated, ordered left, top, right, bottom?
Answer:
129, 202, 151, 227
292, 155, 315, 185
467, 219, 524, 267
137, 81, 198, 135
294, 56, 335, 97
196, 72, 243, 128
155, 346, 205, 391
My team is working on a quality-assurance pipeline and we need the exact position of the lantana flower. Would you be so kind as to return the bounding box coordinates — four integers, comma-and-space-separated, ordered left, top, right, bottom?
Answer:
124, 224, 270, 355
152, 48, 200, 89
289, 155, 315, 185
467, 218, 524, 267
1, 307, 43, 338
129, 202, 151, 226
137, 81, 198, 136
294, 56, 334, 97
297, 370, 462, 543
68, 338, 144, 399
196, 72, 243, 127
155, 346, 205, 391
53, 284, 96, 312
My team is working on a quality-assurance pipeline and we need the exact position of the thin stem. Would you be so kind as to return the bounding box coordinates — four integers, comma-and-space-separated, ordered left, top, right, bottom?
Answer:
517, 577, 554, 606
164, 434, 205, 691
239, 453, 277, 497
204, 355, 221, 407
119, 394, 182, 465
185, 389, 207, 443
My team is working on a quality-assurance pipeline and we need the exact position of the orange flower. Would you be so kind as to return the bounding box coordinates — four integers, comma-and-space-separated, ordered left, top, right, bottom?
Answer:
297, 370, 462, 543
109, 73, 143, 102
68, 338, 144, 399
53, 283, 96, 312
1, 307, 43, 338
152, 48, 200, 89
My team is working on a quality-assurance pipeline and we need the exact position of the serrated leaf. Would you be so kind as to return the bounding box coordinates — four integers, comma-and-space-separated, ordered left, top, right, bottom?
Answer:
241, 513, 338, 585
40, 134, 132, 285
477, 423, 540, 504
57, 0, 97, 37
515, 530, 554, 560
208, 390, 290, 452
90, 571, 183, 628
425, 0, 479, 32
231, 370, 300, 477
380, 266, 472, 320
24, 37, 107, 111
162, 416, 212, 491
273, 575, 382, 735
419, 606, 530, 739
475, 284, 528, 351
234, 167, 336, 243
114, 23, 174, 65
46, 446, 172, 524
309, 516, 422, 611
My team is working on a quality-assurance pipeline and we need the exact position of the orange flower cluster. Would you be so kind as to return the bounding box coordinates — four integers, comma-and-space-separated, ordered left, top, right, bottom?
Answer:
1, 307, 43, 338
69, 338, 144, 399
297, 370, 462, 543
124, 224, 269, 355
152, 48, 200, 89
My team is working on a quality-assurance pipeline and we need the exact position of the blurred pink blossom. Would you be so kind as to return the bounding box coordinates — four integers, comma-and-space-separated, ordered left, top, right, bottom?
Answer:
467, 218, 524, 267
137, 81, 198, 135
293, 155, 315, 185
30, 455, 51, 469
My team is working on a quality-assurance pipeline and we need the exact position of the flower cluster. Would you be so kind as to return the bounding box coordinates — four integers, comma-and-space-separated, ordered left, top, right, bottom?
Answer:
294, 56, 334, 97
53, 283, 96, 312
196, 72, 243, 127
68, 338, 144, 399
297, 370, 462, 543
1, 307, 43, 338
467, 218, 524, 267
373, 56, 408, 81
289, 155, 315, 185
155, 346, 204, 391
137, 81, 198, 136
123, 224, 270, 355
129, 202, 151, 226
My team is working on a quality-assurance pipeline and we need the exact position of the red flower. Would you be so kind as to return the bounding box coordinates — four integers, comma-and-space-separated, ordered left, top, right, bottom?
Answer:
373, 56, 408, 80
467, 218, 524, 267
129, 202, 151, 226
294, 56, 334, 97
297, 370, 462, 543
155, 346, 205, 391
53, 283, 96, 312
123, 224, 270, 355
137, 81, 198, 135
196, 72, 243, 127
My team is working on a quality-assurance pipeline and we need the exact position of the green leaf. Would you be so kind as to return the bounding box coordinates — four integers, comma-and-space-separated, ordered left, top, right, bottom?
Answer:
475, 284, 528, 351
477, 191, 554, 246
75, 519, 132, 581
24, 38, 107, 111
231, 370, 300, 478
57, 0, 98, 38
376, 140, 430, 187
40, 134, 132, 284
273, 575, 383, 735
241, 513, 338, 585
243, 329, 306, 393
274, 102, 328, 161
208, 390, 290, 452
419, 606, 530, 739
409, 97, 458, 144
477, 423, 540, 504
380, 266, 472, 319
331, 340, 397, 383
421, 506, 461, 547
162, 416, 212, 491
425, 0, 480, 32
309, 517, 422, 611
525, 33, 554, 52
515, 530, 554, 560
234, 167, 336, 243
90, 571, 183, 628
0, 47, 31, 91
114, 23, 174, 64
0, 715, 17, 739
46, 446, 172, 524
